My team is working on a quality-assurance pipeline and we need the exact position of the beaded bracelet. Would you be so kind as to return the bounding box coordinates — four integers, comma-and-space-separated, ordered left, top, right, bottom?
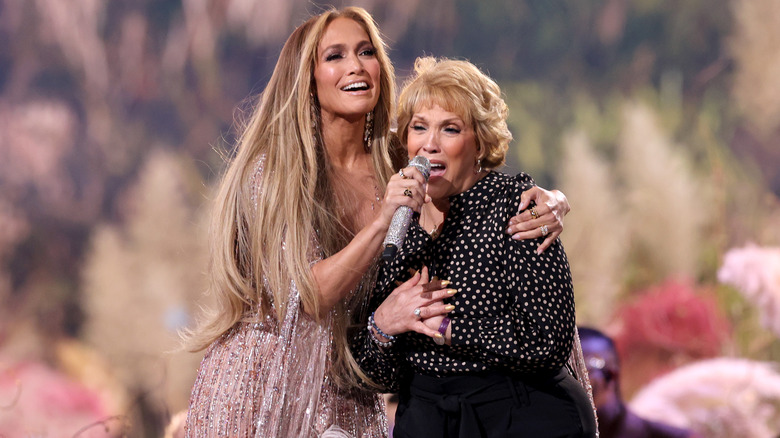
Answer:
368, 312, 395, 348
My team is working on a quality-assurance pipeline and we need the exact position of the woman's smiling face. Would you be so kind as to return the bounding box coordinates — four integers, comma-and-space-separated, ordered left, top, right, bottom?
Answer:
313, 17, 381, 122
406, 103, 481, 201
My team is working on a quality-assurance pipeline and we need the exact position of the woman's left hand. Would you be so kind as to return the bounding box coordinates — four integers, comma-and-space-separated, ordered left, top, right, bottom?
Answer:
505, 187, 570, 254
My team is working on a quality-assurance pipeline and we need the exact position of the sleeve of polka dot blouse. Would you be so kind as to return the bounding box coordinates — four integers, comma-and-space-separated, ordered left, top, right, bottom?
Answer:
448, 173, 576, 371
349, 325, 406, 392
348, 266, 410, 392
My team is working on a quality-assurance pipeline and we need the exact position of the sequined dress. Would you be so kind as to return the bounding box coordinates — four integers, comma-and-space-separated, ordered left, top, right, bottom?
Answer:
185, 299, 387, 437
185, 155, 388, 437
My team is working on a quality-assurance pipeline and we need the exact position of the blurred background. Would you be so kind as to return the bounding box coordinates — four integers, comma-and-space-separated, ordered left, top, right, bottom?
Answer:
1, 0, 779, 436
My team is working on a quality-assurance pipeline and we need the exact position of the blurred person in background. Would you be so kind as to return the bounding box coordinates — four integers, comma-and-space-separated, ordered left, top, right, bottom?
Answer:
578, 327, 703, 438
183, 6, 570, 438
351, 57, 597, 438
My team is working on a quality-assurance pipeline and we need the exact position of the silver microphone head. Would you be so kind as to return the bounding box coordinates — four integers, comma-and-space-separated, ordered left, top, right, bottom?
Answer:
408, 156, 431, 181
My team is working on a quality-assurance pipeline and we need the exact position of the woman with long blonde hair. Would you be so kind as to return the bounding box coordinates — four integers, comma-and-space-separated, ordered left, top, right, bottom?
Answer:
185, 7, 569, 438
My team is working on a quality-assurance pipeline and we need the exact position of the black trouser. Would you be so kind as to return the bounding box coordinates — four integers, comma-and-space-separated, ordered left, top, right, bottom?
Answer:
393, 369, 597, 438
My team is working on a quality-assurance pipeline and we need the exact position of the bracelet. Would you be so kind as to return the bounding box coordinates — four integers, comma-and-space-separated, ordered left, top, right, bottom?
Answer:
369, 326, 393, 348
368, 312, 395, 348
434, 317, 450, 346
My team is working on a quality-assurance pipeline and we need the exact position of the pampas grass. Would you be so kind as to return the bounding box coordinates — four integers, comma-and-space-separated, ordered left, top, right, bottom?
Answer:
731, 0, 780, 136
32, 0, 109, 94
81, 149, 210, 413
0, 100, 79, 211
617, 102, 711, 287
630, 358, 780, 438
224, 0, 296, 45
559, 130, 628, 326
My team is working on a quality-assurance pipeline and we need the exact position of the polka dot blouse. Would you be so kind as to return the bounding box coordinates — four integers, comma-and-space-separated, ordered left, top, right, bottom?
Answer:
351, 171, 575, 392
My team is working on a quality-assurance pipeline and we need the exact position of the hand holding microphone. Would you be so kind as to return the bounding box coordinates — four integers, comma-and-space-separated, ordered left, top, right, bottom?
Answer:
381, 156, 431, 262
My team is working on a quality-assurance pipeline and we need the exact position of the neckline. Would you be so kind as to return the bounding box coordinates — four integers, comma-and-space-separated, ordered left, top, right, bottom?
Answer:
446, 170, 498, 210
421, 207, 446, 239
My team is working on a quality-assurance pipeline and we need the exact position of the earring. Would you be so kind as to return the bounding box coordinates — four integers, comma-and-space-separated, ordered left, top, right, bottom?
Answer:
363, 111, 374, 151
474, 158, 483, 174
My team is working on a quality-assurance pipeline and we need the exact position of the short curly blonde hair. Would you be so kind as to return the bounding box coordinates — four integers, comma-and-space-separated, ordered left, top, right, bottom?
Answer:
396, 57, 512, 169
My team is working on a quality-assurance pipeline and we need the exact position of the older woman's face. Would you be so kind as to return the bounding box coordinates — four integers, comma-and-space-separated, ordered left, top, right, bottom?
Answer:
406, 104, 481, 201
314, 18, 381, 123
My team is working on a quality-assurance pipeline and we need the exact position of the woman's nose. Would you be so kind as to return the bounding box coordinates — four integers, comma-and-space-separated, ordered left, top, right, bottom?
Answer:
346, 53, 365, 74
422, 133, 440, 153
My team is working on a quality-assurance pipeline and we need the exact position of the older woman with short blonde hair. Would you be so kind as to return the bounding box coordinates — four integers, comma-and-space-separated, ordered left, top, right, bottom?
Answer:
353, 57, 597, 437
395, 58, 512, 171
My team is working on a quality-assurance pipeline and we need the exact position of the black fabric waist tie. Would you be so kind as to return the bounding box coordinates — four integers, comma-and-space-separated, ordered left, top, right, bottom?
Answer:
408, 371, 558, 437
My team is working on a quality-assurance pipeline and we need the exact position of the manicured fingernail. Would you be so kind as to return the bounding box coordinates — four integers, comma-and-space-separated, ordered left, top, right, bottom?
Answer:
395, 280, 403, 286
445, 305, 455, 311
408, 268, 418, 275
434, 333, 443, 339
512, 235, 521, 240
441, 280, 451, 287
536, 248, 543, 255
447, 289, 458, 295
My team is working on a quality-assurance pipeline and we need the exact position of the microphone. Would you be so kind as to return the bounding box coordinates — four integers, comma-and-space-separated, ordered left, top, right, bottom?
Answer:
381, 155, 431, 262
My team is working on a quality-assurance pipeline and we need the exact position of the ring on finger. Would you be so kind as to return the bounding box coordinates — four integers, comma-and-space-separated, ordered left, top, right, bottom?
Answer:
530, 207, 539, 219
404, 188, 413, 197
413, 307, 422, 318
540, 224, 549, 236
399, 169, 407, 179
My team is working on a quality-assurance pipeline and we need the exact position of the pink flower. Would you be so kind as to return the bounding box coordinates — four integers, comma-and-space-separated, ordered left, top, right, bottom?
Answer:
718, 244, 780, 337
630, 358, 780, 438
0, 361, 114, 437
609, 278, 732, 395
614, 279, 731, 358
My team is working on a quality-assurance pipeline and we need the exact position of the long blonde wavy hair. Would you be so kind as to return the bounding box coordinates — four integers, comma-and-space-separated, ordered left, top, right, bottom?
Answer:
188, 7, 397, 386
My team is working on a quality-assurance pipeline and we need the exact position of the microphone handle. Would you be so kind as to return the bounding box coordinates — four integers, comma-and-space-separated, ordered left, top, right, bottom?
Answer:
381, 205, 413, 262
381, 155, 430, 262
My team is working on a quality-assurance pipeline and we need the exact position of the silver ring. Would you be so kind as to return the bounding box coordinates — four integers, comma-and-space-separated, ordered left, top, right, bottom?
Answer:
540, 225, 549, 236
413, 308, 421, 318
399, 169, 407, 179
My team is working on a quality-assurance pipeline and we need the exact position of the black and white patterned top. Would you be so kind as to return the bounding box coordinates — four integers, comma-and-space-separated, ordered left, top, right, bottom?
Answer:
351, 171, 575, 392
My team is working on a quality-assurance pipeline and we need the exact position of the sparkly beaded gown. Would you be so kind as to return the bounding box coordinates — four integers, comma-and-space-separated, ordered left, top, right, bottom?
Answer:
184, 296, 387, 437
185, 156, 387, 437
